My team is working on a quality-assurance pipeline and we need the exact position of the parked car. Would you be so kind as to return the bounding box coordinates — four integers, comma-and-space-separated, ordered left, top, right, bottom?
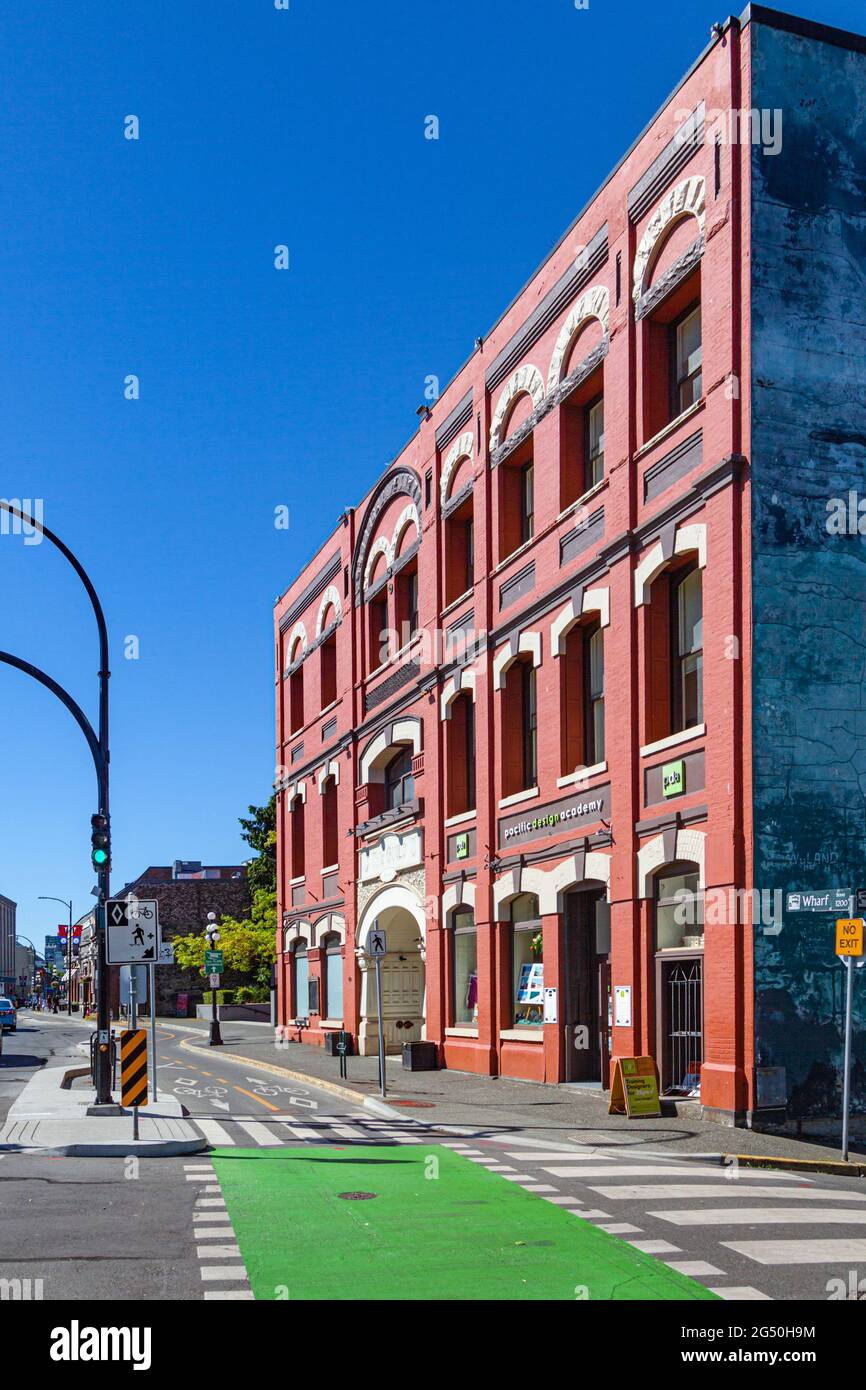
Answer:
0, 998, 17, 1032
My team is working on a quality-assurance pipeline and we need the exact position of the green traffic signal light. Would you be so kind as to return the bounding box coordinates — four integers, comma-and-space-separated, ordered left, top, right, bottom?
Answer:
91, 812, 110, 871
93, 847, 108, 865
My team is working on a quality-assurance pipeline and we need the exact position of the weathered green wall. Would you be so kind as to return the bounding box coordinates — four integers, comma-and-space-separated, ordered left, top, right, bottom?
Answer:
751, 19, 866, 1119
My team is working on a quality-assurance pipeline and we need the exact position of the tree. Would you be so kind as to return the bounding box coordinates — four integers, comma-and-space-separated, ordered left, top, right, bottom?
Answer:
239, 795, 276, 895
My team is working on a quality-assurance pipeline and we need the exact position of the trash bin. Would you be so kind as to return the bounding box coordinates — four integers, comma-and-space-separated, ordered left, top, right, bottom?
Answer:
401, 1041, 437, 1071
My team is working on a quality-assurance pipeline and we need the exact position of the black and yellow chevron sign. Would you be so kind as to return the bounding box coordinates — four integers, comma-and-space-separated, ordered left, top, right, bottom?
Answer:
119, 1029, 149, 1108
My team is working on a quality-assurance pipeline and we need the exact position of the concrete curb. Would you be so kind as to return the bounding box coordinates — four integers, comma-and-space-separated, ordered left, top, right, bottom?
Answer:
2, 1137, 208, 1158
723, 1152, 866, 1178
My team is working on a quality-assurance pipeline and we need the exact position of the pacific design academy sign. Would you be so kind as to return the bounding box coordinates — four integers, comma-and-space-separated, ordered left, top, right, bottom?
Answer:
499, 785, 610, 849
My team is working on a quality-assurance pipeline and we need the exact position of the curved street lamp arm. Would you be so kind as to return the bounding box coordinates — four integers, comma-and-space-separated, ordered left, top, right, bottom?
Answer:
0, 650, 103, 798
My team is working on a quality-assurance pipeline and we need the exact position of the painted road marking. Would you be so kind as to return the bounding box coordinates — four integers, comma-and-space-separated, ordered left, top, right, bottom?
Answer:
517, 1183, 559, 1193
666, 1260, 725, 1277
194, 1198, 227, 1208
546, 1195, 584, 1205
567, 1209, 611, 1219
628, 1239, 682, 1255
233, 1085, 281, 1112
710, 1286, 772, 1300
197, 1244, 241, 1259
204, 1290, 254, 1300
543, 1164, 804, 1180
722, 1238, 866, 1265
654, 1206, 866, 1226
194, 1119, 235, 1146
599, 1223, 643, 1234
280, 1123, 320, 1139
185, 1173, 217, 1182
588, 1184, 861, 1202
196, 1228, 237, 1239
237, 1121, 283, 1146
199, 1265, 250, 1281
193, 1211, 230, 1222
505, 1150, 612, 1162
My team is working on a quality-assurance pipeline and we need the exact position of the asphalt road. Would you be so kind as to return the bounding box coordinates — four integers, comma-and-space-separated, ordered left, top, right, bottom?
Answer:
1, 1011, 863, 1304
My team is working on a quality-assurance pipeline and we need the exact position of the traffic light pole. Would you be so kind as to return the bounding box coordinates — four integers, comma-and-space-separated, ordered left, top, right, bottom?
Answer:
0, 501, 113, 1105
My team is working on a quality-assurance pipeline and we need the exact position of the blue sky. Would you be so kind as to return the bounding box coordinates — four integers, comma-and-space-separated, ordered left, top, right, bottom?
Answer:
1, 0, 860, 951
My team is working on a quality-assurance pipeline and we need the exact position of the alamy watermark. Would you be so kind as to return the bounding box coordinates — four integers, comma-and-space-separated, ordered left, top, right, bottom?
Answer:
0, 497, 43, 545
675, 106, 782, 157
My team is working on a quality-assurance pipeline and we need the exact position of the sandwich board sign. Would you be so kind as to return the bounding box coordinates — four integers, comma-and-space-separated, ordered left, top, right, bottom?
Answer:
105, 898, 161, 964
608, 1056, 662, 1117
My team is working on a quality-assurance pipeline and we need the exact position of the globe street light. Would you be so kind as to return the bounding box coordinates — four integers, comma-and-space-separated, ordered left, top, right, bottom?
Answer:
205, 911, 223, 1047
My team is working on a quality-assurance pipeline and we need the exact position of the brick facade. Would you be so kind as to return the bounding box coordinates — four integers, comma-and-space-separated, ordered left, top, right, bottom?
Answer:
274, 8, 866, 1127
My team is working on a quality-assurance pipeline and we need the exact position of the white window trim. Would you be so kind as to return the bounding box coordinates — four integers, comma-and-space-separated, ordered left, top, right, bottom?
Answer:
557, 760, 608, 789
320, 863, 339, 876
445, 1026, 479, 1038
498, 786, 539, 809
290, 875, 305, 887
499, 1028, 544, 1043
445, 809, 476, 827
640, 724, 705, 758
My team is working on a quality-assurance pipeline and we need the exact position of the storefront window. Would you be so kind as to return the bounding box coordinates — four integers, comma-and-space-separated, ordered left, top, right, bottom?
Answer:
510, 895, 543, 1027
655, 867, 703, 951
451, 909, 477, 1025
292, 943, 309, 1017
323, 934, 343, 1019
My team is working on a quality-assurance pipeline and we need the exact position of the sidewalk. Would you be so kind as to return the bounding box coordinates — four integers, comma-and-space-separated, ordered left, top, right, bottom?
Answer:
0, 1061, 207, 1157
176, 1019, 866, 1165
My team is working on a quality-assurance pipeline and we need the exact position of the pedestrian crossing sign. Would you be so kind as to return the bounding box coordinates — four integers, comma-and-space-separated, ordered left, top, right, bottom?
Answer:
608, 1055, 662, 1117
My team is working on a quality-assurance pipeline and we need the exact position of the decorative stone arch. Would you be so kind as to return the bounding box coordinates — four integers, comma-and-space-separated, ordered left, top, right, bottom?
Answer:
317, 758, 341, 793
634, 521, 706, 605
283, 918, 313, 951
440, 665, 478, 720
359, 715, 422, 785
317, 912, 346, 946
551, 585, 610, 657
392, 502, 421, 557
442, 879, 477, 918
315, 585, 343, 638
637, 827, 706, 898
287, 779, 307, 806
353, 466, 423, 604
440, 430, 474, 507
286, 621, 308, 667
493, 866, 548, 922
548, 853, 612, 911
355, 882, 428, 1051
364, 536, 393, 592
492, 630, 542, 691
547, 285, 610, 391
632, 174, 705, 303
489, 364, 545, 452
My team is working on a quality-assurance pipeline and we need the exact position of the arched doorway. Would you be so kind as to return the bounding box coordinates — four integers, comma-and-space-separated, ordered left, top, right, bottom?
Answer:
357, 887, 426, 1056
561, 883, 610, 1085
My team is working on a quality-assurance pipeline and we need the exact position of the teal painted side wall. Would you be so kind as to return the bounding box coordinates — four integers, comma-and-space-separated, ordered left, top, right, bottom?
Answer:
751, 20, 866, 1119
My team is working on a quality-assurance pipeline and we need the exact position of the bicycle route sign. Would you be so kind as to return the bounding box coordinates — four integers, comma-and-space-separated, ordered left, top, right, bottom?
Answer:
105, 898, 162, 964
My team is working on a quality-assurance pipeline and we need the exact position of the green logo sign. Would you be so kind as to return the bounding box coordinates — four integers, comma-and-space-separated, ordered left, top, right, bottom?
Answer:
662, 759, 684, 798
455, 832, 469, 860
204, 950, 224, 973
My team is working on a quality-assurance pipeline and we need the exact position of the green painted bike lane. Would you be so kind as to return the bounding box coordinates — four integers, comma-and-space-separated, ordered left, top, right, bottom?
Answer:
211, 1146, 718, 1301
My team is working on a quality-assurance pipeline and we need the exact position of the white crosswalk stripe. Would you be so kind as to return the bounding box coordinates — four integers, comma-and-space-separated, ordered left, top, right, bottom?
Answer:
654, 1206, 866, 1227
589, 1183, 866, 1201
191, 1111, 432, 1150
722, 1238, 866, 1265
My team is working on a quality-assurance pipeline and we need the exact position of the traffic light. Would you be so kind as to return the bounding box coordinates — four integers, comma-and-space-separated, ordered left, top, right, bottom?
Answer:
91, 812, 110, 871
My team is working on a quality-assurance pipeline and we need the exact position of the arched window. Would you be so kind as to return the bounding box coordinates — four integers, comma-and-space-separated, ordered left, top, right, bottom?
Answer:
641, 244, 701, 440
644, 556, 703, 743
396, 561, 419, 647
290, 663, 305, 734
671, 564, 703, 732
450, 908, 477, 1025
509, 893, 542, 1029
446, 692, 476, 817
561, 620, 604, 775
502, 657, 537, 796
384, 746, 415, 810
290, 796, 305, 880
321, 932, 343, 1019
322, 778, 338, 868
292, 942, 309, 1019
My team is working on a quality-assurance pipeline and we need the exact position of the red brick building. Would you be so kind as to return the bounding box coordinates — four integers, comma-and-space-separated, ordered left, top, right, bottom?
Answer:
274, 7, 866, 1127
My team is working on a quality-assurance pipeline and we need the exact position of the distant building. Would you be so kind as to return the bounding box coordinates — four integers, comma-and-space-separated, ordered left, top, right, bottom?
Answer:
118, 862, 250, 1016
14, 942, 35, 996
44, 934, 65, 971
0, 895, 16, 993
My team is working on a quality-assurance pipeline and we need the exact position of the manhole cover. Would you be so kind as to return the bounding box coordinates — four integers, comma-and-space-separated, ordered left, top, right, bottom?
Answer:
388, 1099, 435, 1108
337, 1191, 378, 1201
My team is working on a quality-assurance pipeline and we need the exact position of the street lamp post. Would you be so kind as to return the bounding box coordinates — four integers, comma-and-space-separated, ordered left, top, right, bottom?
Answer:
38, 896, 73, 1014
205, 912, 223, 1047
0, 501, 112, 1105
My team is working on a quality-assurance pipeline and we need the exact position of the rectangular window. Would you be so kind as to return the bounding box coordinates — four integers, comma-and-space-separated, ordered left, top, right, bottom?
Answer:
519, 461, 534, 544
511, 914, 543, 1028
465, 698, 476, 811
464, 516, 474, 593
672, 304, 702, 416
406, 569, 418, 637
586, 396, 605, 488
370, 595, 388, 668
672, 567, 703, 732
325, 947, 343, 1018
522, 664, 538, 789
452, 911, 477, 1025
